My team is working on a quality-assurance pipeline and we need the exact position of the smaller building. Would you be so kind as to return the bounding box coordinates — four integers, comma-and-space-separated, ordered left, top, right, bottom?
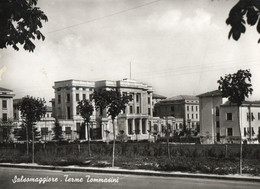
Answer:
154, 95, 199, 132
0, 87, 15, 142
220, 101, 260, 144
13, 99, 56, 142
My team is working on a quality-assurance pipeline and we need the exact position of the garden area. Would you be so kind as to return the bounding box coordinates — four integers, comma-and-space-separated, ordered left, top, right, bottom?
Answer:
0, 142, 260, 176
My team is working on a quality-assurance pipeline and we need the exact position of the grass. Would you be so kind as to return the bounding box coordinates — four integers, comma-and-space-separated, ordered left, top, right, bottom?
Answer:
0, 142, 260, 175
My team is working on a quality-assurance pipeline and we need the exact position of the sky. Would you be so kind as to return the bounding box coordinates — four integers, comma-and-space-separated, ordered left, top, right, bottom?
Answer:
1, 0, 260, 104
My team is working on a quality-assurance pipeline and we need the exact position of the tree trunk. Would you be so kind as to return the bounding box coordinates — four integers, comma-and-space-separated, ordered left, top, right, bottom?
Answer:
238, 106, 242, 175
167, 133, 170, 159
112, 119, 116, 167
87, 121, 91, 157
26, 125, 29, 156
32, 124, 35, 164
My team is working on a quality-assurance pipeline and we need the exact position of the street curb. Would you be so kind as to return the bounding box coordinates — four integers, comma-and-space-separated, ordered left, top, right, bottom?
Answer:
0, 163, 260, 182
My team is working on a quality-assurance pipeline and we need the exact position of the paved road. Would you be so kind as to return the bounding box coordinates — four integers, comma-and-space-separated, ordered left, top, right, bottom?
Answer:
0, 167, 259, 189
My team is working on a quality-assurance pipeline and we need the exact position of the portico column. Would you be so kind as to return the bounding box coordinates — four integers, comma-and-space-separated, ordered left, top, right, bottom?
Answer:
132, 118, 135, 135
139, 119, 142, 134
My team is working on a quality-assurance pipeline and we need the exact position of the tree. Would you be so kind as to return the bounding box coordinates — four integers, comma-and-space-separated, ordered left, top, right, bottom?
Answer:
162, 122, 171, 159
93, 90, 132, 167
105, 90, 132, 167
52, 118, 63, 141
77, 99, 94, 157
92, 90, 110, 138
218, 69, 253, 175
17, 96, 46, 163
0, 0, 48, 52
226, 0, 260, 42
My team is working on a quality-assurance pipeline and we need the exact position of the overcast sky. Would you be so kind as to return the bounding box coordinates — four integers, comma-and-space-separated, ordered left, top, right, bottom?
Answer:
1, 0, 260, 104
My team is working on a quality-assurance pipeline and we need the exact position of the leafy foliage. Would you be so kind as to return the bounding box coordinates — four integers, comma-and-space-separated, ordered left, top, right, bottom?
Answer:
218, 69, 253, 105
77, 99, 94, 156
226, 0, 260, 42
77, 99, 94, 123
52, 118, 63, 141
17, 96, 46, 140
0, 0, 48, 52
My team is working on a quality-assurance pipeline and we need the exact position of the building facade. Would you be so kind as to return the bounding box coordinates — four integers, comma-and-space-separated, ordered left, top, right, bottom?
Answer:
197, 90, 224, 144
198, 89, 260, 144
51, 79, 178, 142
154, 95, 199, 132
13, 99, 56, 142
0, 87, 15, 142
220, 101, 260, 144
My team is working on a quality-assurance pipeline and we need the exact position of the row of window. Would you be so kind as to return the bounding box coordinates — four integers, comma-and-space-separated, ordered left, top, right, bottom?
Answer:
187, 105, 198, 112
58, 93, 88, 104
187, 113, 198, 119
226, 127, 260, 137
225, 112, 260, 121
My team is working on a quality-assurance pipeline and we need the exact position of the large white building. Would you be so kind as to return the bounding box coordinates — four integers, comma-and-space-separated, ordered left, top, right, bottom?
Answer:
52, 79, 178, 142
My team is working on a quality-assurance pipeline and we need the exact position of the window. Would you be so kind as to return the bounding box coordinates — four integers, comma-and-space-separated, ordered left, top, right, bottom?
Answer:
142, 119, 146, 134
187, 106, 189, 111
148, 97, 151, 104
128, 119, 133, 135
171, 106, 174, 111
137, 107, 140, 114
130, 106, 133, 114
154, 124, 158, 132
196, 106, 198, 111
65, 127, 72, 134
247, 113, 255, 121
2, 100, 7, 109
76, 106, 80, 115
83, 94, 86, 100
216, 107, 219, 116
196, 114, 198, 119
76, 93, 79, 101
191, 106, 194, 111
187, 114, 189, 119
41, 128, 48, 135
149, 121, 152, 132
76, 123, 81, 133
67, 107, 71, 119
58, 95, 61, 104
252, 127, 255, 136
226, 113, 232, 121
192, 114, 194, 119
217, 133, 220, 141
148, 108, 151, 115
135, 121, 140, 134
67, 94, 70, 102
216, 121, 220, 128
227, 128, 233, 136
244, 128, 247, 137
2, 113, 7, 122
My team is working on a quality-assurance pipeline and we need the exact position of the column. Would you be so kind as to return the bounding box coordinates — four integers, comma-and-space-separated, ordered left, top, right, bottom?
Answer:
132, 118, 135, 134
139, 119, 142, 134
133, 93, 136, 114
